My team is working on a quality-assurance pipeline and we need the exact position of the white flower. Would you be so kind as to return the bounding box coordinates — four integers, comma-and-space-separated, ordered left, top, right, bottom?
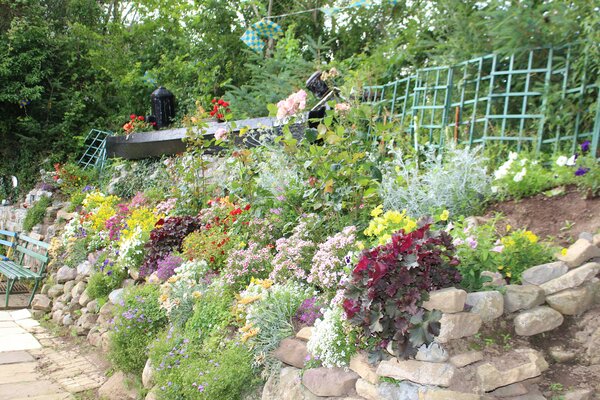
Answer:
508, 151, 518, 161
520, 158, 527, 166
491, 186, 498, 193
556, 156, 568, 167
513, 167, 527, 182
566, 155, 576, 166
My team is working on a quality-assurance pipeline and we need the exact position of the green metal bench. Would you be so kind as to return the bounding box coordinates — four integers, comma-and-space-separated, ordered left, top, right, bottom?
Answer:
0, 232, 50, 308
0, 229, 17, 260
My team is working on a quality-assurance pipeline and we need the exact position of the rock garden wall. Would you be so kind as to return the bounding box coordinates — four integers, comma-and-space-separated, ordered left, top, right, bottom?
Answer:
261, 235, 600, 400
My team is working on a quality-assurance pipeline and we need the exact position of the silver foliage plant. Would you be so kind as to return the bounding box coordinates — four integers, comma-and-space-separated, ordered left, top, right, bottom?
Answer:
380, 144, 491, 218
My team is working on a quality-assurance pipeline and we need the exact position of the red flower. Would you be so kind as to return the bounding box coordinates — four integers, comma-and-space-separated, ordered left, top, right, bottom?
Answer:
211, 98, 217, 104
217, 113, 224, 119
222, 101, 229, 107
138, 115, 145, 121
155, 218, 165, 227
210, 110, 216, 116
130, 114, 136, 120
244, 204, 251, 211
229, 208, 242, 216
151, 122, 157, 126
217, 99, 224, 106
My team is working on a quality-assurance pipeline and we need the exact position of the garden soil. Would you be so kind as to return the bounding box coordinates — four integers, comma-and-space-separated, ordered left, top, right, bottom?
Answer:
486, 186, 600, 246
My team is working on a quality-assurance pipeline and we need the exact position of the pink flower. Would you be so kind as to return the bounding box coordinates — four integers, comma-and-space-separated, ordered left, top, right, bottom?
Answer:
466, 236, 478, 249
334, 102, 350, 112
276, 90, 308, 120
215, 128, 228, 141
491, 245, 504, 253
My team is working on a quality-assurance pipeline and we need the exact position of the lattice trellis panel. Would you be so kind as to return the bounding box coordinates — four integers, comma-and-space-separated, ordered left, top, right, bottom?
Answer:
365, 42, 599, 155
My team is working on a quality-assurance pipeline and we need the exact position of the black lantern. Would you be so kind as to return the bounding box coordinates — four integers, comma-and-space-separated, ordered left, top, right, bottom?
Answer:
305, 71, 331, 99
151, 87, 175, 129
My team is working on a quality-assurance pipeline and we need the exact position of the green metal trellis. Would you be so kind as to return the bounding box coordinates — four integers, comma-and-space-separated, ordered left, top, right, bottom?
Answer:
365, 42, 599, 155
77, 129, 112, 170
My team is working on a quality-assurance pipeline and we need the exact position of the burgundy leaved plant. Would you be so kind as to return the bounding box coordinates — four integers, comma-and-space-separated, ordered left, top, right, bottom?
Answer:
343, 224, 461, 358
140, 216, 202, 277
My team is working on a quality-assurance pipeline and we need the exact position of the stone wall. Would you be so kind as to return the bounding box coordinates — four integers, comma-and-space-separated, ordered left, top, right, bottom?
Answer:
265, 234, 600, 400
0, 205, 27, 232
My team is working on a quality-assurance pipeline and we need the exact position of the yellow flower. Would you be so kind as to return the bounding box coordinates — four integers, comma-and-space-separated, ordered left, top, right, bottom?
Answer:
370, 205, 383, 218
167, 276, 178, 284
523, 231, 538, 244
379, 234, 392, 245
356, 241, 365, 251
506, 224, 512, 232
159, 294, 168, 303
241, 328, 259, 343
238, 295, 262, 305
257, 279, 273, 289
192, 291, 202, 299
561, 248, 568, 256
505, 272, 512, 278
238, 241, 246, 249
404, 219, 417, 232
385, 210, 405, 224
439, 210, 450, 221
497, 265, 504, 271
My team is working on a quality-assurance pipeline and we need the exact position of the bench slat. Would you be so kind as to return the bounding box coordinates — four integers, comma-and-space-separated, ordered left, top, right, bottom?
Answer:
14, 245, 49, 263
0, 230, 17, 238
18, 235, 51, 250
0, 260, 39, 279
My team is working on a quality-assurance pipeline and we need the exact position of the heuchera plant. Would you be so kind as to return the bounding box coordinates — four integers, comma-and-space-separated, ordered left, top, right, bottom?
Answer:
140, 216, 203, 277
343, 224, 461, 359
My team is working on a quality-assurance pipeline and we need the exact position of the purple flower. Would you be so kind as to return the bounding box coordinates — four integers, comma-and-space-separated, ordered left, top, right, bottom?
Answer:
581, 140, 591, 152
156, 254, 183, 280
574, 167, 590, 176
82, 185, 93, 193
466, 236, 478, 249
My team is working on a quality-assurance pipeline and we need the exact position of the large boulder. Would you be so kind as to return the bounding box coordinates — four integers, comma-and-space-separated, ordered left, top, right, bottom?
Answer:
503, 285, 545, 313
476, 349, 548, 392
272, 338, 308, 369
423, 288, 467, 314
262, 367, 319, 400
302, 367, 359, 397
546, 285, 594, 315
376, 358, 455, 387
76, 260, 93, 277
466, 291, 504, 322
142, 359, 155, 389
437, 312, 482, 343
557, 239, 600, 268
540, 262, 600, 295
71, 281, 87, 298
98, 371, 138, 400
56, 266, 77, 283
349, 352, 379, 384
108, 288, 124, 305
514, 306, 564, 336
31, 294, 52, 312
47, 284, 65, 299
521, 261, 569, 286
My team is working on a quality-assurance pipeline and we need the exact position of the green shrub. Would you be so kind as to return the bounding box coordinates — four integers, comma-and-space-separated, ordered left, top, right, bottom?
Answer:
151, 335, 259, 400
64, 238, 89, 268
109, 284, 168, 374
86, 259, 128, 301
184, 286, 234, 345
23, 196, 52, 232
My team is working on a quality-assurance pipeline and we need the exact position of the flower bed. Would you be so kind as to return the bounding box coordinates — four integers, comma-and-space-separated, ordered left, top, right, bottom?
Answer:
30, 90, 600, 400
